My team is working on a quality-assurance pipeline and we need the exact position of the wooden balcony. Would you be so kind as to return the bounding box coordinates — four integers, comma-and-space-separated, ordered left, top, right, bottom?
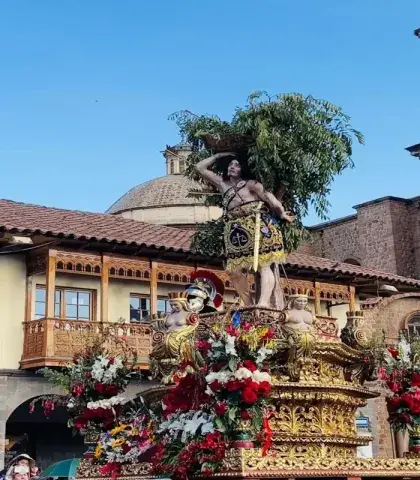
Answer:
21, 318, 152, 369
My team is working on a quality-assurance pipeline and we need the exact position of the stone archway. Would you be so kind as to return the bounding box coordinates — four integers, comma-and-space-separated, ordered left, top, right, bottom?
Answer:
5, 395, 85, 471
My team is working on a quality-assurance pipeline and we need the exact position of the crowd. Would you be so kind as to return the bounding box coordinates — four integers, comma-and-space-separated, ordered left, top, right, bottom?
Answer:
0, 455, 40, 480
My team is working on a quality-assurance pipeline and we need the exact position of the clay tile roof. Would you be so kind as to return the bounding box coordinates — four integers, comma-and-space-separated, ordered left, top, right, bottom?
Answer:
0, 199, 193, 252
1, 198, 420, 288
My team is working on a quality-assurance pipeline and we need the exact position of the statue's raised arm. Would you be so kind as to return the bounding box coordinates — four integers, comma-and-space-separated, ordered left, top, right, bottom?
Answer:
195, 152, 236, 191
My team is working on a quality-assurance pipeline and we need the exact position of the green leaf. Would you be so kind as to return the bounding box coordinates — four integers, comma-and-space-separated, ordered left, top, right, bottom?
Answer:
228, 406, 238, 422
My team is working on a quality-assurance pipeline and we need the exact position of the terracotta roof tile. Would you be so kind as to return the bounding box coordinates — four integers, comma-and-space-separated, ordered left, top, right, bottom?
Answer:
1, 198, 420, 288
0, 199, 193, 252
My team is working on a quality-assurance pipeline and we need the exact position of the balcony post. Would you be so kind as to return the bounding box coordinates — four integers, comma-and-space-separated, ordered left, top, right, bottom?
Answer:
46, 250, 57, 318
101, 255, 110, 322
150, 261, 158, 315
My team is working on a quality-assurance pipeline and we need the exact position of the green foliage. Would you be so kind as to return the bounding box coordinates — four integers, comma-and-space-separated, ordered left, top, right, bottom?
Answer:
171, 92, 363, 255
38, 368, 72, 392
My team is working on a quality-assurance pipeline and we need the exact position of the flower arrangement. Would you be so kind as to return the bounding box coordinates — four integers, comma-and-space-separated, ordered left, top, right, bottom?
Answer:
30, 334, 138, 436
152, 318, 276, 479
94, 406, 153, 478
379, 332, 420, 433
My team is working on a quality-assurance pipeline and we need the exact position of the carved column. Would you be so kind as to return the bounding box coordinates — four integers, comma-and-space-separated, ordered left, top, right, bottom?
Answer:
25, 275, 33, 322
349, 285, 356, 312
314, 281, 322, 316
101, 255, 110, 322
46, 249, 57, 318
150, 261, 158, 315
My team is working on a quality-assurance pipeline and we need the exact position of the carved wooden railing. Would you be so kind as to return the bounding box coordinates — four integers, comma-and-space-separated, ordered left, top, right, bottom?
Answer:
21, 319, 152, 369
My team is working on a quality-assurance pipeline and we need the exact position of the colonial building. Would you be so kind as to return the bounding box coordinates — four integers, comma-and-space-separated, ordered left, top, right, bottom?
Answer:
1, 146, 420, 467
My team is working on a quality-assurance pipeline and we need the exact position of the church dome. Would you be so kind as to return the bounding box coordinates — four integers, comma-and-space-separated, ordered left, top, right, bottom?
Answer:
107, 144, 221, 228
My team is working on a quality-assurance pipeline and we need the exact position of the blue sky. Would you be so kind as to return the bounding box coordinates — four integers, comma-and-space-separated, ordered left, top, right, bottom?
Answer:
0, 0, 419, 224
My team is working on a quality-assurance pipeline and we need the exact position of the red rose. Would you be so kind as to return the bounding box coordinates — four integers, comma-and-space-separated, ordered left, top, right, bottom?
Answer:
242, 322, 252, 332
400, 413, 413, 424
387, 380, 402, 393
71, 384, 85, 397
388, 348, 399, 359
242, 388, 258, 405
240, 410, 252, 419
212, 362, 227, 372
411, 373, 420, 388
214, 402, 228, 416
243, 360, 257, 372
85, 372, 92, 379
258, 381, 271, 397
209, 380, 223, 392
196, 339, 212, 354
226, 380, 242, 392
94, 383, 120, 397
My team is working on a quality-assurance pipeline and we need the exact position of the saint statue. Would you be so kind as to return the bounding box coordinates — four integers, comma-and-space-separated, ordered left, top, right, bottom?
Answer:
149, 270, 224, 383
196, 152, 295, 308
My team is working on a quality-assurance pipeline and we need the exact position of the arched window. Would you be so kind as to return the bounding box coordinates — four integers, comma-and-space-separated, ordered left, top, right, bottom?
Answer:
343, 258, 361, 266
408, 316, 420, 338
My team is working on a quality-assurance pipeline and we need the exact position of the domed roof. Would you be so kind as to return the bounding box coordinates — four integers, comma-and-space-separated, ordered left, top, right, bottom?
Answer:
106, 174, 204, 214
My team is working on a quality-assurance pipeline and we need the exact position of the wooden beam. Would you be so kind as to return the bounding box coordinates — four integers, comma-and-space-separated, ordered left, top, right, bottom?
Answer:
349, 285, 356, 312
101, 255, 110, 322
150, 261, 158, 315
46, 249, 57, 318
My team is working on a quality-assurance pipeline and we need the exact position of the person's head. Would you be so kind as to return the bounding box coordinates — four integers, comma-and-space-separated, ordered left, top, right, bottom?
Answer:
13, 465, 29, 480
16, 460, 29, 468
227, 159, 242, 179
13, 473, 28, 480
30, 466, 39, 477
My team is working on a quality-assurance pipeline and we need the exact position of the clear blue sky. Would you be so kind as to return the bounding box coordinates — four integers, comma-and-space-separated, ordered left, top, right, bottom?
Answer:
1, 0, 419, 224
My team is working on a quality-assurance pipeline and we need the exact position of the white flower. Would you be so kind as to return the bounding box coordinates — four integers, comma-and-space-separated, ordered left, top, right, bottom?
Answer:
67, 400, 75, 409
252, 370, 272, 383
205, 370, 232, 385
87, 394, 126, 410
399, 338, 411, 363
256, 347, 273, 365
235, 367, 253, 380
225, 335, 238, 356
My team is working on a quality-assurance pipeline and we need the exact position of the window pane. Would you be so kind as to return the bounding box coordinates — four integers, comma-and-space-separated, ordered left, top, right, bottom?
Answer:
66, 291, 78, 305
35, 302, 46, 319
141, 310, 149, 320
66, 304, 78, 319
157, 299, 169, 313
55, 290, 61, 303
130, 296, 140, 309
140, 298, 150, 310
78, 305, 90, 320
36, 288, 46, 302
54, 303, 61, 318
130, 309, 140, 322
78, 292, 90, 306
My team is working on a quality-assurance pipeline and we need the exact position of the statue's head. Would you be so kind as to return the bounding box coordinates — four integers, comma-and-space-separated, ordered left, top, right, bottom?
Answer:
290, 294, 308, 310
222, 156, 252, 181
185, 285, 207, 313
167, 292, 189, 313
189, 269, 225, 313
227, 159, 242, 179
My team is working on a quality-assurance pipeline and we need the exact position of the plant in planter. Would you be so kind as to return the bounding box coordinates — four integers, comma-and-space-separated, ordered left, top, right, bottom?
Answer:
378, 332, 420, 452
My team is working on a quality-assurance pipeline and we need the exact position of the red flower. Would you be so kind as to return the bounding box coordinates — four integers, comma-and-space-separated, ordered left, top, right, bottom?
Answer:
71, 384, 85, 397
258, 381, 271, 397
226, 380, 242, 392
94, 383, 121, 397
262, 328, 275, 340
196, 340, 212, 354
209, 380, 223, 392
212, 362, 226, 372
242, 388, 258, 405
214, 402, 228, 416
226, 325, 238, 337
411, 373, 420, 388
85, 372, 92, 379
388, 348, 399, 359
242, 322, 252, 332
240, 410, 252, 420
399, 413, 413, 424
387, 380, 402, 393
243, 360, 257, 372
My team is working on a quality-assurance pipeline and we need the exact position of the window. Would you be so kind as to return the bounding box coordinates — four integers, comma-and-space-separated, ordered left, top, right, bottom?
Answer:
408, 316, 420, 338
130, 295, 150, 322
35, 286, 93, 320
157, 298, 171, 314
178, 160, 185, 173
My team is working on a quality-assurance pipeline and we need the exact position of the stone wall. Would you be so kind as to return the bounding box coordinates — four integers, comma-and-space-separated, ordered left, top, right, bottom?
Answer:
305, 197, 420, 277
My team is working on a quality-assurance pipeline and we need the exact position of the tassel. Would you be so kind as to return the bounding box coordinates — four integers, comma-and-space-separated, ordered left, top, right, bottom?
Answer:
262, 416, 272, 456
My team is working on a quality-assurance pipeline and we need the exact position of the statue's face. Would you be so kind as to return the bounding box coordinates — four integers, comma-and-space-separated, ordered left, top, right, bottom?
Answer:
227, 160, 241, 178
293, 296, 308, 310
188, 296, 204, 313
170, 301, 182, 313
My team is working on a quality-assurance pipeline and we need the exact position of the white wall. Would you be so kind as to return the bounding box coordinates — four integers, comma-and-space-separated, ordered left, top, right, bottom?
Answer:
0, 255, 27, 369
